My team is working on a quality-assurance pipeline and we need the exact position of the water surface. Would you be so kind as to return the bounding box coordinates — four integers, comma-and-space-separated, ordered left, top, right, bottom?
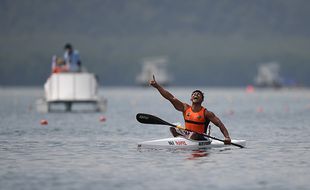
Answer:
0, 87, 310, 190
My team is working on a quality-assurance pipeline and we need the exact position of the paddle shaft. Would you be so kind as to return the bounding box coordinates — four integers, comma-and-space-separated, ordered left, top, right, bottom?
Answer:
136, 113, 244, 148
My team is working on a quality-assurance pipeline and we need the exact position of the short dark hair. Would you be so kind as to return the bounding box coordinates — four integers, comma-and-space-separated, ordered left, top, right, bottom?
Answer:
192, 90, 204, 101
64, 43, 72, 50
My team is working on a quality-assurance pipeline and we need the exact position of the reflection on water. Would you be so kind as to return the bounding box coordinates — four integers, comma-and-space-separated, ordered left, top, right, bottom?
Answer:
187, 150, 209, 160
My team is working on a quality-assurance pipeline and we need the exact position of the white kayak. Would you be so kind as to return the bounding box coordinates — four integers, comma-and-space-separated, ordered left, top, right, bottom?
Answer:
137, 137, 246, 150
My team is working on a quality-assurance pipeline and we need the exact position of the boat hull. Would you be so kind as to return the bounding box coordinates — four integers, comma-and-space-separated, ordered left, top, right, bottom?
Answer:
138, 137, 246, 150
37, 72, 107, 112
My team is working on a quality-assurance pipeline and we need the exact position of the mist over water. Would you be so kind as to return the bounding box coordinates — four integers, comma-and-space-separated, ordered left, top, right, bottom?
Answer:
0, 87, 310, 190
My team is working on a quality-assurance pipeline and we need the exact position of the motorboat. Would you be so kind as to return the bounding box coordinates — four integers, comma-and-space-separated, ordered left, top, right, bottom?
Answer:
136, 57, 171, 86
36, 72, 107, 112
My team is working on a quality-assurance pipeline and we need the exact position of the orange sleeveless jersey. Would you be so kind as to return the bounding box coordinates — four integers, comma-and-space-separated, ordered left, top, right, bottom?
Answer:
183, 106, 209, 134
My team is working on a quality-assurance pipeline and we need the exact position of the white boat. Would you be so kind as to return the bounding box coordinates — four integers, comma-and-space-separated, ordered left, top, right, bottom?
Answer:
254, 62, 283, 88
136, 57, 171, 86
138, 137, 246, 150
36, 72, 107, 112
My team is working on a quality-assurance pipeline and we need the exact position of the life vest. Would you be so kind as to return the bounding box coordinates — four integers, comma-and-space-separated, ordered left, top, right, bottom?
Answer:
183, 106, 210, 134
52, 65, 68, 73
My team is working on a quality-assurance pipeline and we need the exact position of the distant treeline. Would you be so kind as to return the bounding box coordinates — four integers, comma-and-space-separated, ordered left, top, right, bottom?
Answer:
1, 0, 310, 86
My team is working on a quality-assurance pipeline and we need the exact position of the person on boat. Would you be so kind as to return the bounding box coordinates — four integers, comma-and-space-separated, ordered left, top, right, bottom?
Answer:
51, 56, 68, 73
149, 75, 231, 144
63, 43, 82, 72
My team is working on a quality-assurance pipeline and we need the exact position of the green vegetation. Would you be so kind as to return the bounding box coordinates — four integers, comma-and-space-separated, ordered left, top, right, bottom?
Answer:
1, 0, 310, 86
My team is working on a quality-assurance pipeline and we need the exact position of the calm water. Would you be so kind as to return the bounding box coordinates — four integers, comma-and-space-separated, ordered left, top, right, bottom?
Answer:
0, 87, 310, 190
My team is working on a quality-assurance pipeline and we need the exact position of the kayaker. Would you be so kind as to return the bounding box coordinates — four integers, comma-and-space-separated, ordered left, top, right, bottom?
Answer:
149, 75, 231, 144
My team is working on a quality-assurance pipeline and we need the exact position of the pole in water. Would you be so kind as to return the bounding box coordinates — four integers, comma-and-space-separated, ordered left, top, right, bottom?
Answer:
65, 102, 72, 112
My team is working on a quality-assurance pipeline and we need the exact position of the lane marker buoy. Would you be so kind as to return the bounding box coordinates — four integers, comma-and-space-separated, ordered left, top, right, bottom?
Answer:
99, 116, 106, 122
246, 85, 255, 93
40, 119, 48, 125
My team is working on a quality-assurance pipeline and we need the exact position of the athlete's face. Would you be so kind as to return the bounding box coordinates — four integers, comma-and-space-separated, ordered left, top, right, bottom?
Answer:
191, 91, 203, 103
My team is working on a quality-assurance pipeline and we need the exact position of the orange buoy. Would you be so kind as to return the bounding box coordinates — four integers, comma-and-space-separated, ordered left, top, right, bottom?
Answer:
99, 116, 106, 122
284, 106, 290, 112
246, 85, 255, 93
227, 109, 235, 115
256, 106, 264, 113
40, 119, 48, 125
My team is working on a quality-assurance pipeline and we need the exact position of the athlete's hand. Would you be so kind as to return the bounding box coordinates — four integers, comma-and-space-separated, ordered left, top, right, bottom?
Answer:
149, 75, 159, 88
224, 137, 231, 145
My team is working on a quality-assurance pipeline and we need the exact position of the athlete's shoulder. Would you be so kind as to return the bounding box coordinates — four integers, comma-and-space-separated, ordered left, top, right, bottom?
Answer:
205, 109, 215, 117
183, 103, 191, 112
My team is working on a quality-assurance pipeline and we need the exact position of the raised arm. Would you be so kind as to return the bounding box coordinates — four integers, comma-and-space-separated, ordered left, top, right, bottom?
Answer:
205, 110, 231, 144
150, 75, 186, 112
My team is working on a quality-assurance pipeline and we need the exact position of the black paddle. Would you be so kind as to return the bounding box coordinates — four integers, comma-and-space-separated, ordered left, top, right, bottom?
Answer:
136, 113, 244, 148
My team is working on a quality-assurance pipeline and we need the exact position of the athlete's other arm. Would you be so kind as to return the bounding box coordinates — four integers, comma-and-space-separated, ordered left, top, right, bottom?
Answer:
149, 75, 186, 112
205, 110, 231, 144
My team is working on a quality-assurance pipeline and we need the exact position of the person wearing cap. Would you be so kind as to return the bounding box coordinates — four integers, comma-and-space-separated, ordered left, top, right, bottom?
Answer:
63, 43, 82, 72
149, 75, 231, 144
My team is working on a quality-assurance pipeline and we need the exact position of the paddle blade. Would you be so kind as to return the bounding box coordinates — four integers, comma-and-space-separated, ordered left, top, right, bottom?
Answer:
136, 113, 175, 127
